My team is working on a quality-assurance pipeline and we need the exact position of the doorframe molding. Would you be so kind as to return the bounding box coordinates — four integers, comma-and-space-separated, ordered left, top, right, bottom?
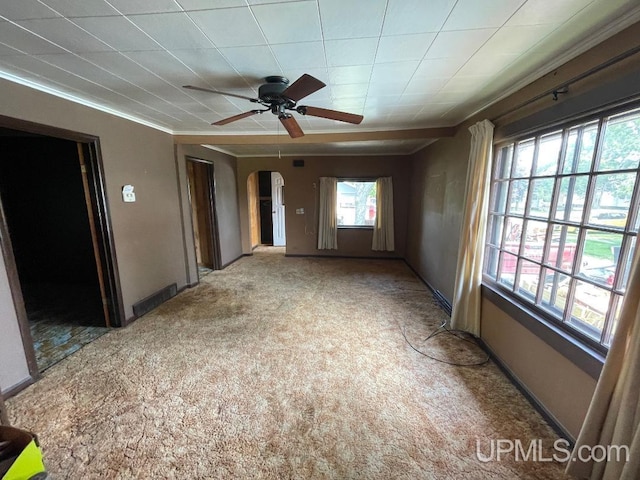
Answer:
0, 114, 124, 378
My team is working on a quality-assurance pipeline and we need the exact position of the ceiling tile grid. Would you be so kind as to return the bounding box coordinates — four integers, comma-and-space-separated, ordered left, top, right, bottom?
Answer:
0, 0, 637, 156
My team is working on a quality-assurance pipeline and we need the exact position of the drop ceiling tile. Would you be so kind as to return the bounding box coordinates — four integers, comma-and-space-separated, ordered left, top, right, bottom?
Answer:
440, 75, 491, 93
382, 0, 456, 35
178, 0, 247, 10
41, 0, 120, 17
424, 29, 496, 59
79, 51, 167, 87
412, 57, 468, 78
252, 2, 321, 44
271, 42, 326, 69
330, 83, 368, 99
72, 16, 163, 51
507, 0, 592, 26
479, 24, 558, 56
106, 0, 183, 14
128, 12, 215, 50
218, 45, 281, 77
375, 33, 436, 63
456, 53, 519, 76
328, 65, 372, 85
318, 0, 387, 40
0, 22, 66, 54
36, 53, 125, 86
188, 8, 266, 48
247, 0, 302, 4
403, 76, 448, 94
370, 61, 419, 84
325, 38, 378, 67
16, 18, 114, 52
0, 43, 24, 56
0, 1, 59, 20
124, 50, 198, 84
366, 81, 408, 96
442, 0, 526, 31
169, 48, 239, 83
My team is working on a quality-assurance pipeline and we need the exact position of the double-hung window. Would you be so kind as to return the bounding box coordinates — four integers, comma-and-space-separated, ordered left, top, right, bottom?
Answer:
336, 180, 377, 227
485, 106, 640, 351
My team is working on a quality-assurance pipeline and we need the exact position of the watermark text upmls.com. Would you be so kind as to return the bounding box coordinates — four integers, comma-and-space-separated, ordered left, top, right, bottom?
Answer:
476, 439, 629, 463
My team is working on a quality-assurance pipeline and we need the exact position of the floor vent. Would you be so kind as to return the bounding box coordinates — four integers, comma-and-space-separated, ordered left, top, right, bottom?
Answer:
433, 290, 452, 317
132, 283, 177, 318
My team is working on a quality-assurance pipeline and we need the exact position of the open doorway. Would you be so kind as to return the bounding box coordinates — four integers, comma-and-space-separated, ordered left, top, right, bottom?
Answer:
0, 121, 121, 375
248, 170, 286, 249
186, 157, 221, 280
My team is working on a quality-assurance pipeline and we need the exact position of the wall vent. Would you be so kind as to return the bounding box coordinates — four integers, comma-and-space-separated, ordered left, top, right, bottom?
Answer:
132, 283, 177, 318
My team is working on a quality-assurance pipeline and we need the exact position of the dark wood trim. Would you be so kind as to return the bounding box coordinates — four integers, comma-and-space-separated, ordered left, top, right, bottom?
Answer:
482, 284, 605, 380
0, 114, 97, 143
0, 200, 39, 379
478, 338, 575, 445
1, 376, 35, 401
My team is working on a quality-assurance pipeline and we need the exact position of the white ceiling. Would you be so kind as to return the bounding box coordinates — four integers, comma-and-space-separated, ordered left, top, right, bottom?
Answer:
0, 0, 639, 156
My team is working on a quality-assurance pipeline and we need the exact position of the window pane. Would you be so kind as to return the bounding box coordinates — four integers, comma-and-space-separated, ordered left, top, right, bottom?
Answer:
547, 224, 578, 273
487, 215, 505, 246
554, 175, 588, 222
336, 181, 376, 226
517, 260, 540, 299
504, 217, 523, 252
522, 220, 548, 263
485, 247, 500, 279
513, 139, 534, 177
491, 180, 509, 214
598, 109, 640, 171
619, 237, 636, 291
569, 280, 610, 340
587, 173, 634, 229
529, 178, 554, 219
563, 122, 598, 174
495, 145, 514, 179
508, 180, 529, 215
534, 131, 562, 176
579, 230, 622, 287
499, 252, 517, 288
540, 268, 570, 317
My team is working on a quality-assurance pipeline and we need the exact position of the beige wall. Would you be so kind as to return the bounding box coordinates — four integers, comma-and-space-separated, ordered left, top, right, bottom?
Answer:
0, 79, 192, 389
175, 144, 242, 285
404, 22, 640, 439
236, 155, 410, 257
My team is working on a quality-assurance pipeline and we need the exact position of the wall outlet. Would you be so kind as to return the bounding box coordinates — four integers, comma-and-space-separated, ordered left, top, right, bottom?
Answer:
296, 208, 305, 214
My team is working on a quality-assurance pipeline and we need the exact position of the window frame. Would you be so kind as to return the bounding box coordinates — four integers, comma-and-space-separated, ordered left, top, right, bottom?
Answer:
336, 178, 377, 229
484, 102, 640, 355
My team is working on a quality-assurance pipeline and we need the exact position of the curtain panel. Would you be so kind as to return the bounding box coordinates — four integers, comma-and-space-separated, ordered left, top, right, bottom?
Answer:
372, 177, 394, 251
450, 119, 495, 336
317, 177, 338, 250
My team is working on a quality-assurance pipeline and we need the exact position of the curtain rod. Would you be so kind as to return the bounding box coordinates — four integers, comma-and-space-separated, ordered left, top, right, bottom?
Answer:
491, 44, 640, 123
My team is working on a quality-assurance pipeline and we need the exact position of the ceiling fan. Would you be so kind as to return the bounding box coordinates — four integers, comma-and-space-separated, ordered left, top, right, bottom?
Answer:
183, 74, 364, 139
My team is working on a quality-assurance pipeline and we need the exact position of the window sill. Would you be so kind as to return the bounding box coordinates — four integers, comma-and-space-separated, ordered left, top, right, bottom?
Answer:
482, 282, 605, 380
337, 226, 374, 230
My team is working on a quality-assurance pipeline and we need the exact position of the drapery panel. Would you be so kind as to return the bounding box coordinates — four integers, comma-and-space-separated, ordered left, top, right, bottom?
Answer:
372, 177, 394, 251
450, 119, 495, 336
567, 244, 640, 479
317, 177, 338, 250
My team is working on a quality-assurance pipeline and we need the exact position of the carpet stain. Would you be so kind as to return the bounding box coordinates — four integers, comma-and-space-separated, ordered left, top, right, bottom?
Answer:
7, 250, 570, 479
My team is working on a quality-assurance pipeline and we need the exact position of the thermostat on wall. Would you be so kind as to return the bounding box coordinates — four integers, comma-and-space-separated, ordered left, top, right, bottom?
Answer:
122, 185, 136, 202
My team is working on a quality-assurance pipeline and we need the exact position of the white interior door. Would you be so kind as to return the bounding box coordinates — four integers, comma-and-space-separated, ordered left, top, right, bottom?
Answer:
271, 172, 286, 246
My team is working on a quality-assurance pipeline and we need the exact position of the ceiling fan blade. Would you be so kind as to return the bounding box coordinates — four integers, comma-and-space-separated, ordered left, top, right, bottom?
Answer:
298, 106, 363, 124
213, 110, 262, 126
183, 85, 258, 102
279, 115, 304, 138
281, 74, 325, 102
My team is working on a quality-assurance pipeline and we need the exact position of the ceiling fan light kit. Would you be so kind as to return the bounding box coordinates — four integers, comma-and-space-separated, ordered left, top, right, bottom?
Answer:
183, 74, 364, 138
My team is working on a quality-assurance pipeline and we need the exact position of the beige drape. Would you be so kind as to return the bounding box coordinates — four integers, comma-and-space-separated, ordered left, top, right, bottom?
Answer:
450, 119, 495, 336
372, 177, 394, 251
566, 245, 640, 479
317, 177, 338, 250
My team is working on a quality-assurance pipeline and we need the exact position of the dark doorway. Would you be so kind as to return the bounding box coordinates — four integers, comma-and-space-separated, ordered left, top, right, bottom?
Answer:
0, 133, 111, 372
258, 170, 273, 245
186, 158, 221, 280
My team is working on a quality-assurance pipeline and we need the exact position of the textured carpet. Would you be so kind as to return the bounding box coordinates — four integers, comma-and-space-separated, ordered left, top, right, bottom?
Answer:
7, 249, 569, 479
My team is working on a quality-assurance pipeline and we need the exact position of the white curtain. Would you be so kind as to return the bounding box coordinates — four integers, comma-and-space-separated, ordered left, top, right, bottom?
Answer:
566, 245, 640, 480
450, 119, 495, 336
317, 177, 338, 250
372, 177, 394, 251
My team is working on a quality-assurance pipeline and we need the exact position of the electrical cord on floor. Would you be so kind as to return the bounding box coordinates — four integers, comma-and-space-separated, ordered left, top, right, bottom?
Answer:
399, 320, 490, 367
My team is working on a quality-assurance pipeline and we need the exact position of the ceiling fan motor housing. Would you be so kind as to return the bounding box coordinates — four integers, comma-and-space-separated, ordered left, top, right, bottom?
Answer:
259, 76, 294, 108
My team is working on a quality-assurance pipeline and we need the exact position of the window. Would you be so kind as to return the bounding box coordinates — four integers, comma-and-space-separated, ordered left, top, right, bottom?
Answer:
485, 106, 640, 350
337, 180, 376, 227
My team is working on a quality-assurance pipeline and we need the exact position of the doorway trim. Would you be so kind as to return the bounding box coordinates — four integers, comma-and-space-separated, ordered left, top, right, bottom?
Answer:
0, 114, 124, 381
185, 156, 222, 276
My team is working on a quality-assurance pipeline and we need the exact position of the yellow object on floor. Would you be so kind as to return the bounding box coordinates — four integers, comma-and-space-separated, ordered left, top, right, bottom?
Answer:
0, 427, 46, 480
